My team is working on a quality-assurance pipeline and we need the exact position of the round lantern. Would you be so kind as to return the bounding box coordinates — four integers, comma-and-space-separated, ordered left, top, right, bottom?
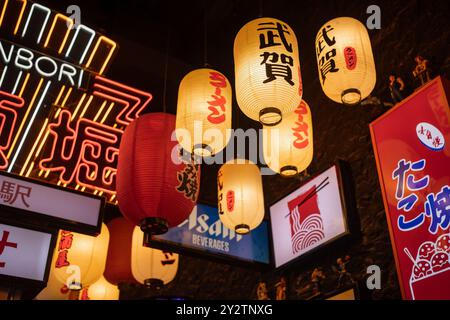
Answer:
217, 159, 265, 234
234, 17, 302, 126
79, 276, 119, 300
104, 217, 179, 289
263, 100, 313, 177
117, 113, 201, 238
131, 226, 179, 288
35, 271, 70, 300
52, 224, 109, 290
315, 17, 376, 105
176, 68, 232, 157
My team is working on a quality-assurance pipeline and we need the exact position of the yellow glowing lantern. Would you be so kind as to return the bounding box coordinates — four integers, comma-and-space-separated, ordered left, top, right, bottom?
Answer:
176, 68, 232, 157
80, 276, 119, 300
234, 17, 302, 126
217, 159, 265, 234
315, 17, 376, 105
52, 224, 110, 290
131, 227, 178, 287
35, 271, 70, 300
263, 100, 313, 177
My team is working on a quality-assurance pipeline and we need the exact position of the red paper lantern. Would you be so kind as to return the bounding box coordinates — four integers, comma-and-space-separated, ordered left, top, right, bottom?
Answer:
117, 113, 200, 239
104, 217, 136, 286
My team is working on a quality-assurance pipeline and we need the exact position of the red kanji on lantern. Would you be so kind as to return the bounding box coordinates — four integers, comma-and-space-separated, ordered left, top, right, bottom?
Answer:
116, 113, 200, 239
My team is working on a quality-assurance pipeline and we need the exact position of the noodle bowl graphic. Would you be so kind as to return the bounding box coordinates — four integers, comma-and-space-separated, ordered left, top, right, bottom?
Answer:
291, 213, 325, 254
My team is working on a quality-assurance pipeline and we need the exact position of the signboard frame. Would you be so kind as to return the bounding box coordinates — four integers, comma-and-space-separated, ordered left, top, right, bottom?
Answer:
0, 218, 57, 288
269, 160, 354, 270
0, 171, 105, 236
149, 201, 273, 270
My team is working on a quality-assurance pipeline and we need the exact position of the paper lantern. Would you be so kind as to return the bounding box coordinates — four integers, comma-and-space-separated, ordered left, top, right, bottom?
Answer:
217, 159, 265, 234
234, 17, 302, 126
315, 17, 376, 105
131, 226, 179, 288
35, 271, 70, 300
79, 276, 119, 300
176, 68, 232, 157
52, 224, 109, 290
117, 113, 201, 238
263, 100, 313, 177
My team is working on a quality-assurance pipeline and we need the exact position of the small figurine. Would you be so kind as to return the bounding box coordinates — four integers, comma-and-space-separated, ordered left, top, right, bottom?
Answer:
275, 276, 287, 300
256, 280, 270, 300
412, 55, 431, 87
311, 267, 326, 294
388, 74, 405, 104
335, 255, 354, 288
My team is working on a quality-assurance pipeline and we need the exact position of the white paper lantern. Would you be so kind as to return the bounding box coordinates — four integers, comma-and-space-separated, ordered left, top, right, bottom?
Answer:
80, 276, 119, 300
176, 68, 232, 157
315, 17, 376, 105
263, 99, 313, 177
234, 17, 303, 126
217, 159, 265, 234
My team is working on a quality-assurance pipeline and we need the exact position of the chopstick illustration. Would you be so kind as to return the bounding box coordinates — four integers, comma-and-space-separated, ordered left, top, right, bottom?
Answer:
284, 176, 330, 218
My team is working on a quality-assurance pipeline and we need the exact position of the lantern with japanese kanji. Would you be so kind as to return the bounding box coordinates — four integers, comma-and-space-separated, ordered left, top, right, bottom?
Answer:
117, 113, 200, 238
52, 224, 109, 290
263, 100, 313, 177
79, 276, 120, 300
234, 17, 302, 126
315, 17, 376, 105
35, 271, 70, 300
176, 68, 232, 157
217, 159, 265, 234
104, 217, 178, 289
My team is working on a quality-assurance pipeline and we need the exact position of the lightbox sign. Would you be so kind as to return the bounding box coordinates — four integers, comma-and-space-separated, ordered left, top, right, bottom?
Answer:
0, 171, 103, 234
270, 164, 349, 268
0, 0, 152, 204
0, 222, 54, 286
370, 77, 450, 300
152, 204, 270, 265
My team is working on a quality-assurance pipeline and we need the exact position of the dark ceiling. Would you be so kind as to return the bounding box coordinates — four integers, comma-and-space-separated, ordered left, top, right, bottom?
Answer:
38, 0, 450, 209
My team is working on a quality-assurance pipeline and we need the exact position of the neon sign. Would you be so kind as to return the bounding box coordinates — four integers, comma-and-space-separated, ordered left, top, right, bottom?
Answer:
0, 0, 152, 202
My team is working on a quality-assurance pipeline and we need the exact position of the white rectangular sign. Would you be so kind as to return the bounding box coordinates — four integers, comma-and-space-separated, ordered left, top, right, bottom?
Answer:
0, 223, 52, 282
0, 173, 101, 228
270, 165, 348, 268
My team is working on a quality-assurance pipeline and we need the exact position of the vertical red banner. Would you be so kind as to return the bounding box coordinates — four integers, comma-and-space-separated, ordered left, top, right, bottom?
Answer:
370, 77, 450, 300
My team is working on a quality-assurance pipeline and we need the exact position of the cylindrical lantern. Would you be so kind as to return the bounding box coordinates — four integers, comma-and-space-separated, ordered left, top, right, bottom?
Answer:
176, 68, 232, 157
263, 100, 313, 177
52, 224, 109, 290
35, 272, 70, 300
131, 226, 179, 288
79, 276, 120, 300
217, 159, 265, 234
234, 17, 302, 126
117, 113, 201, 238
315, 17, 376, 105
105, 217, 179, 289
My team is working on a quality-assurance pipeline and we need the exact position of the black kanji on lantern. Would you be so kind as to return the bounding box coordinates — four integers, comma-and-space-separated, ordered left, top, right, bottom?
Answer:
316, 25, 339, 84
258, 22, 293, 52
260, 52, 295, 85
176, 163, 199, 202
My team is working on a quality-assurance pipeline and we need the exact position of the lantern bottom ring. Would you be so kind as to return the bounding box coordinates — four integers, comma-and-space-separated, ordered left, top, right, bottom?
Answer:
144, 278, 165, 289
193, 143, 213, 157
259, 107, 282, 126
280, 165, 298, 177
140, 217, 169, 236
235, 224, 250, 235
341, 88, 361, 106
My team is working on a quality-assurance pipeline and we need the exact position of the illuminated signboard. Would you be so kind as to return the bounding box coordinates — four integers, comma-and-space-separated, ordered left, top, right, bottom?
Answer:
0, 0, 152, 204
0, 221, 55, 287
0, 171, 103, 235
270, 164, 350, 268
370, 77, 450, 300
152, 204, 270, 266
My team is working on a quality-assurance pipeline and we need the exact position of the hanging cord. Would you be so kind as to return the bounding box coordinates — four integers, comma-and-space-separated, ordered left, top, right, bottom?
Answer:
162, 24, 171, 113
203, 0, 209, 68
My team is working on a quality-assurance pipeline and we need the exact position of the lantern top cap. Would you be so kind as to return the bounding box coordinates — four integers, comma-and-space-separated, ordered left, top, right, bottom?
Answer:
318, 16, 366, 32
223, 158, 257, 166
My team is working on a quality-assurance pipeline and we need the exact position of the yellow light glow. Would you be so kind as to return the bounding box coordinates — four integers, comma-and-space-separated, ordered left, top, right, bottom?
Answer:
20, 117, 49, 176
35, 129, 49, 157
100, 102, 114, 124
71, 93, 87, 120
78, 95, 94, 119
13, 0, 27, 35
43, 14, 74, 54
25, 161, 34, 177
0, 0, 8, 28
93, 100, 107, 122
18, 73, 30, 97
61, 87, 72, 107
54, 86, 66, 105
85, 36, 117, 75
7, 78, 43, 159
